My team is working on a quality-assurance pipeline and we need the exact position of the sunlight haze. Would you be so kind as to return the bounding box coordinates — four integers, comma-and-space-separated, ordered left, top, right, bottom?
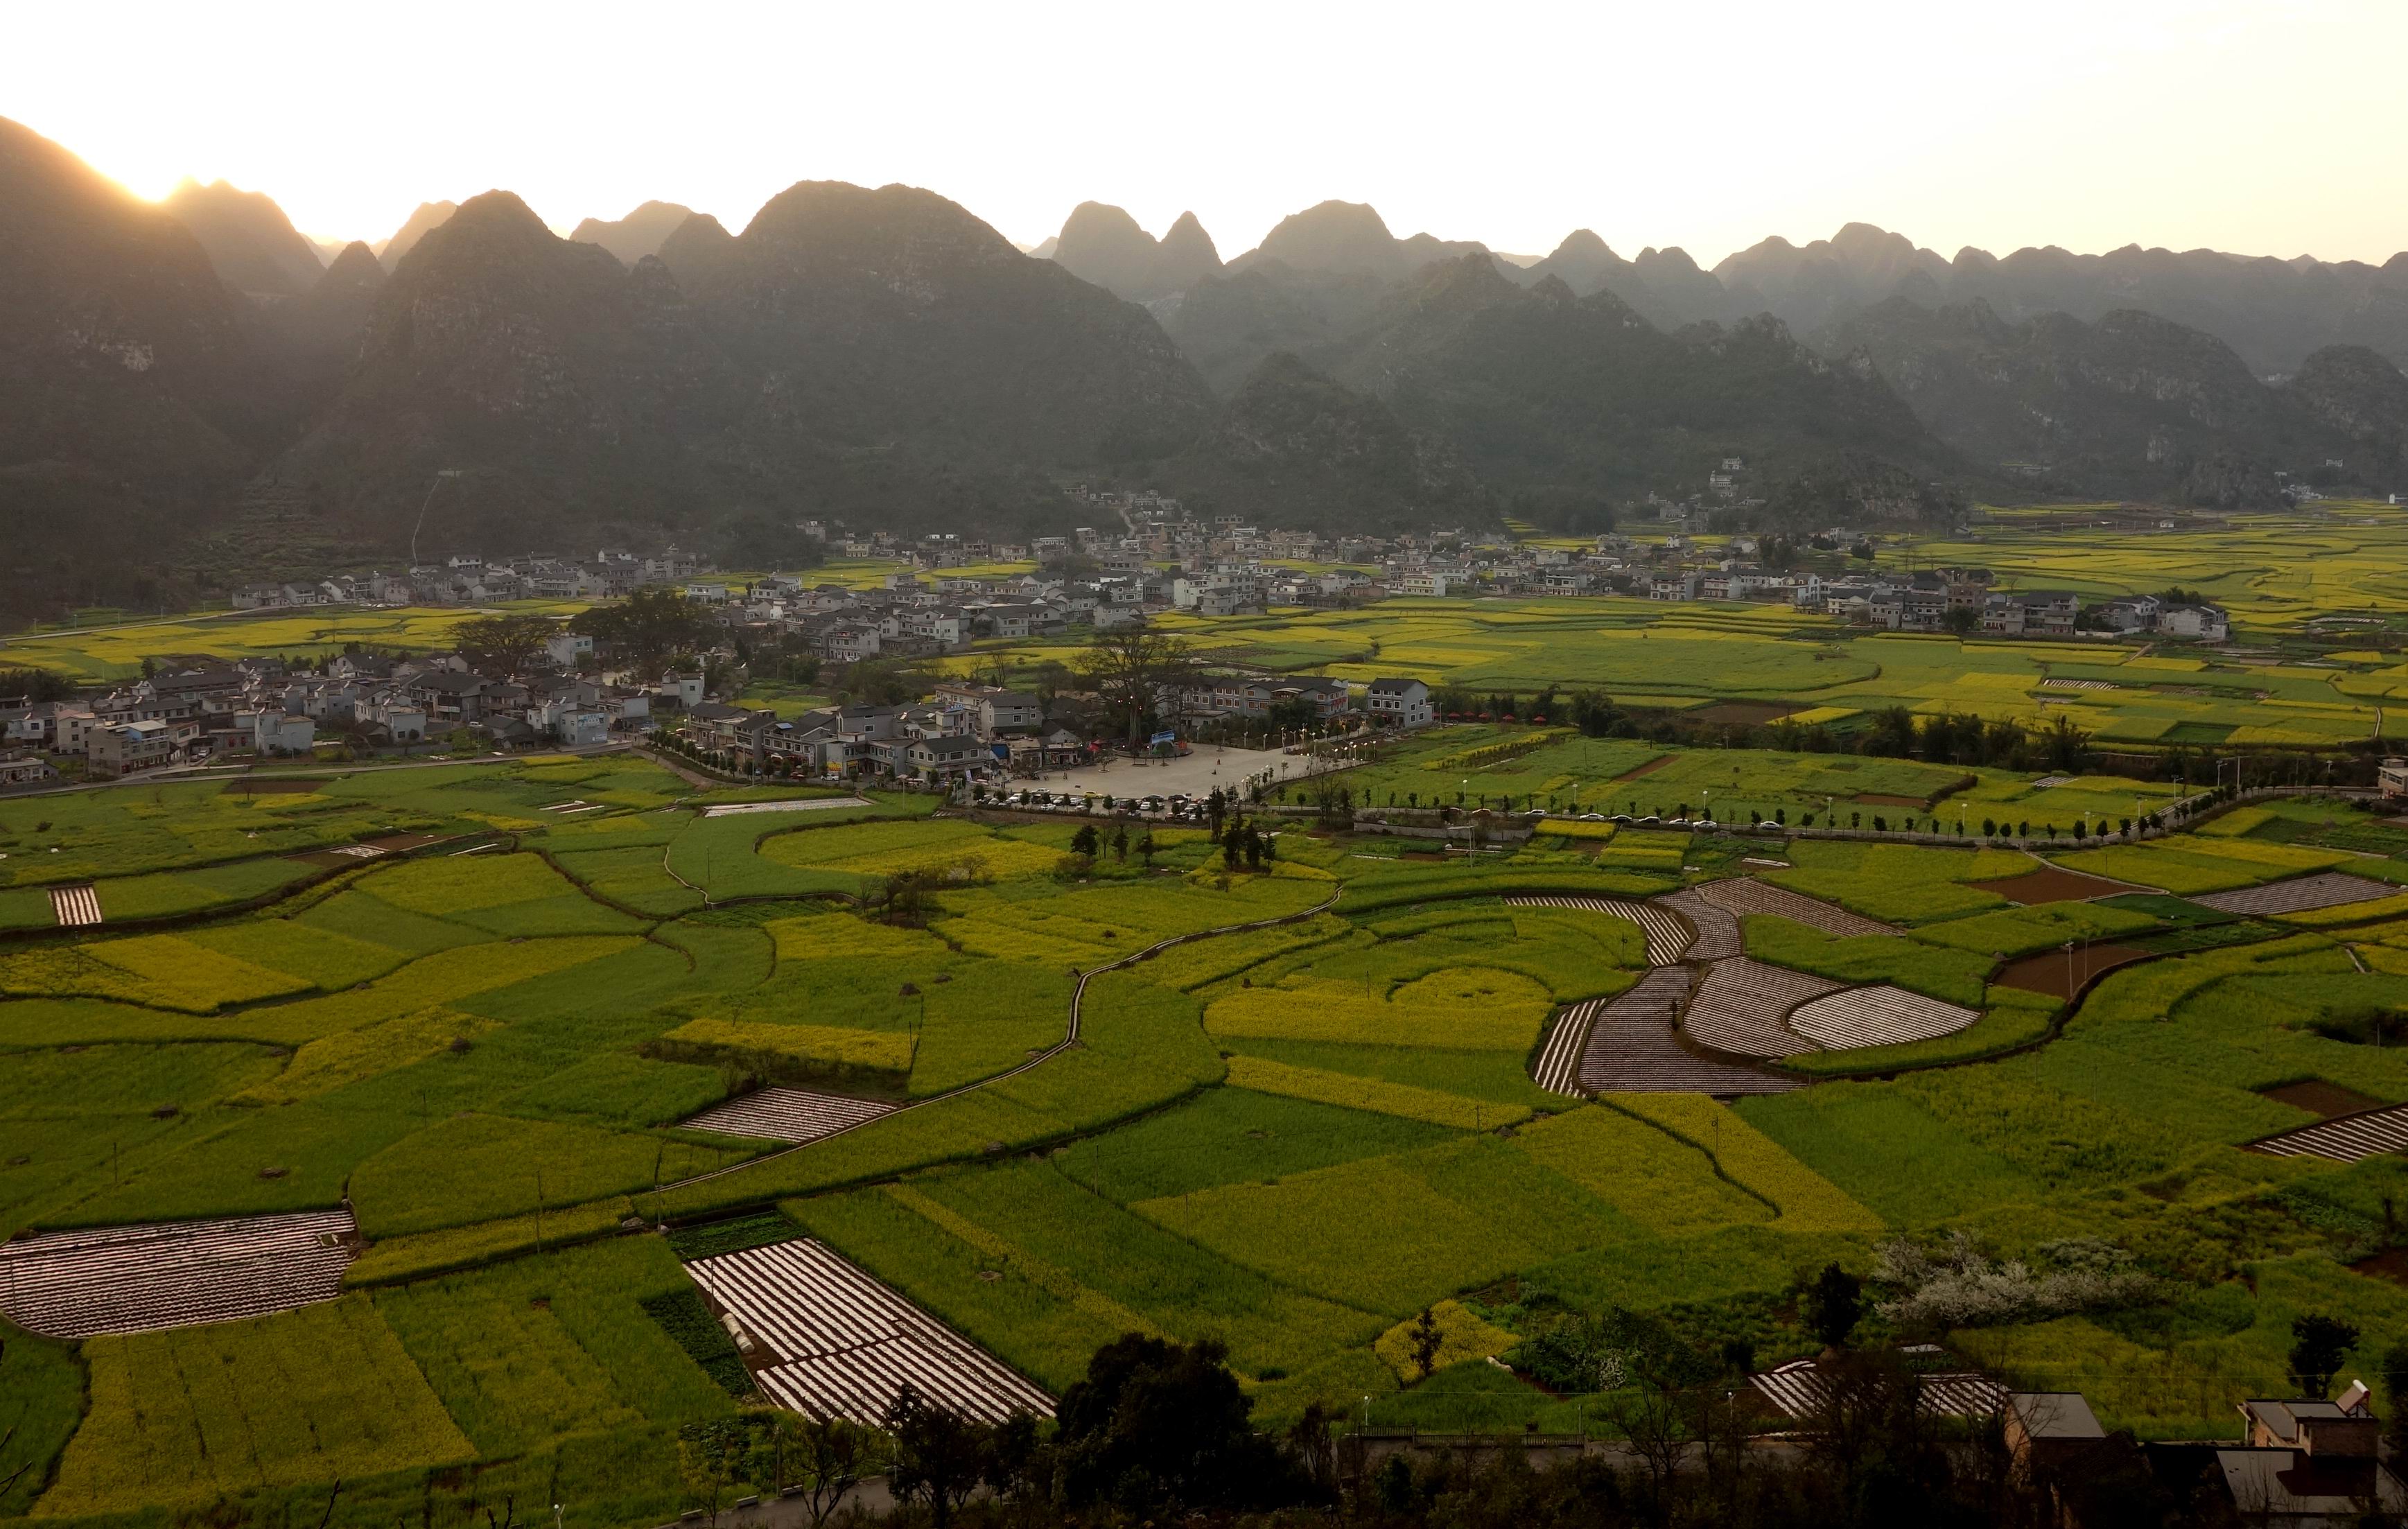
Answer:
6, 0, 2403, 264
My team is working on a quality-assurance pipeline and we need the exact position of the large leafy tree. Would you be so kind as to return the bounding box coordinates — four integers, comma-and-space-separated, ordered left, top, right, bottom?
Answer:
569, 586, 713, 669
1052, 1335, 1293, 1512
451, 613, 557, 675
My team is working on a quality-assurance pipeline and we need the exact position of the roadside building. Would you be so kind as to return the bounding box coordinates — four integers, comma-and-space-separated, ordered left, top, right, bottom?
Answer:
1363, 678, 1434, 728
87, 719, 179, 779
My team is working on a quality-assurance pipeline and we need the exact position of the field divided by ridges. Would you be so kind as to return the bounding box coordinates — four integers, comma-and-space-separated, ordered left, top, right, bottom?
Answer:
1788, 986, 1980, 1050
683, 1087, 896, 1144
1657, 887, 1743, 961
1694, 878, 1897, 938
1576, 967, 1797, 1095
1532, 1001, 1599, 1096
1506, 895, 1691, 965
0, 1209, 356, 1338
688, 1240, 1052, 1424
50, 884, 101, 927
1682, 959, 1840, 1059
1750, 1358, 2007, 1420
2248, 1102, 2408, 1162
2194, 871, 2397, 916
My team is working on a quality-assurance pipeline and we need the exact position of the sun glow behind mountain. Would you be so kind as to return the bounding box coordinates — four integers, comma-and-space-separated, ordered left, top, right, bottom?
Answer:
5, 0, 2405, 264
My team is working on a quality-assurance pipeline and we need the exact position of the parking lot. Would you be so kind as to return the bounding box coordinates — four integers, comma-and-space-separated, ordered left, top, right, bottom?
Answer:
1017, 743, 1307, 803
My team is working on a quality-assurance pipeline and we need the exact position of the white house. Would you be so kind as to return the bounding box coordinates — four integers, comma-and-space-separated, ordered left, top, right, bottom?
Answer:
546, 631, 595, 669
248, 711, 317, 755
2159, 604, 2229, 642
1363, 677, 1433, 728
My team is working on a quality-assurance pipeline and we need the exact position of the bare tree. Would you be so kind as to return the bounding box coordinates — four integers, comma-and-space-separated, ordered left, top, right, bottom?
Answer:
792, 1413, 872, 1528
1079, 629, 1196, 749
1610, 1383, 1687, 1511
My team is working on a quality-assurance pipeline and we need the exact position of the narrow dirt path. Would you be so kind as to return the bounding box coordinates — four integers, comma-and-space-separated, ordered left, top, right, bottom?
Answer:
648, 886, 1342, 1197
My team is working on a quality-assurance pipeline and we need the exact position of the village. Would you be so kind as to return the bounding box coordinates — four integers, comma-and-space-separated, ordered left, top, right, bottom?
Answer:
0, 489, 2256, 792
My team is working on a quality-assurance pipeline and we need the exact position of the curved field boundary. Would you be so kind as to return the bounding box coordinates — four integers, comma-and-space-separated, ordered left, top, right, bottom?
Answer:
1682, 959, 1840, 1059
1788, 986, 1979, 1050
650, 887, 1343, 1197
1693, 879, 1896, 938
1507, 895, 1691, 966
1576, 967, 1798, 1096
1532, 1001, 1599, 1095
1657, 887, 1743, 960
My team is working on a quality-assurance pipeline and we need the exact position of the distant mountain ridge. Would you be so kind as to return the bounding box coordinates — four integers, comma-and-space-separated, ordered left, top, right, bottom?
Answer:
1049, 202, 1220, 301
9, 105, 2407, 620
0, 117, 280, 610
1031, 196, 2408, 377
570, 200, 698, 266
376, 200, 457, 270
163, 178, 327, 299
1817, 296, 2388, 503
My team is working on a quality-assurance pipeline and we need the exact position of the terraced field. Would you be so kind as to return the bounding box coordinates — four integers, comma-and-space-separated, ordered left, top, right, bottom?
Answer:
15, 741, 2408, 1514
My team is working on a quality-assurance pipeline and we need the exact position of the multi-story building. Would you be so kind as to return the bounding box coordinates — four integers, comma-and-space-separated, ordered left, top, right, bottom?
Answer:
1363, 678, 1433, 728
88, 719, 179, 779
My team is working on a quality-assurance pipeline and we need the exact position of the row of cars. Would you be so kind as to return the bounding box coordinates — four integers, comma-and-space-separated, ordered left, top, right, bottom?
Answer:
991, 789, 1223, 822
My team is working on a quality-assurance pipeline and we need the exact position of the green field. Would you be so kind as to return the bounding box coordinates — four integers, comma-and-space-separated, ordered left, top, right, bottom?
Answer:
12, 693, 2408, 1519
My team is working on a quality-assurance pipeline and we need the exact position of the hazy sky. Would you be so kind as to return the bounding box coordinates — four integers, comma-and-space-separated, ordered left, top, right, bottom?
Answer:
7, 0, 2404, 267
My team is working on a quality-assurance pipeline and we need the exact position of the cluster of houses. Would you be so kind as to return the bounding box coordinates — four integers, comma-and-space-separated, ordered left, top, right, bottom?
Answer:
0, 634, 665, 784
222, 492, 2228, 653
1745, 1352, 2405, 1523
232, 550, 705, 609
0, 613, 1442, 791
1629, 557, 2228, 640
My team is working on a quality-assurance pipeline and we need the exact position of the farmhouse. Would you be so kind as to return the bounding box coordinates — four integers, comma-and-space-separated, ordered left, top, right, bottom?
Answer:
86, 718, 180, 778
1364, 677, 1434, 728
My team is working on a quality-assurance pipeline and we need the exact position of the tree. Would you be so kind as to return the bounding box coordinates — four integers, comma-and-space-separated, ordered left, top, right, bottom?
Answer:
0, 667, 76, 704
789, 1413, 872, 1528
1069, 823, 1100, 859
1052, 1334, 1289, 1512
2289, 1313, 2361, 1398
1110, 825, 1128, 863
835, 658, 926, 707
1942, 605, 1980, 638
2383, 1342, 2408, 1449
453, 613, 557, 676
1409, 1307, 1444, 1380
1804, 1262, 1863, 1349
1265, 697, 1318, 732
1865, 706, 1918, 758
2043, 713, 2091, 774
1568, 690, 1621, 738
1284, 1402, 1338, 1501
571, 586, 712, 669
1136, 832, 1156, 867
884, 1387, 987, 1529
1081, 628, 1196, 747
